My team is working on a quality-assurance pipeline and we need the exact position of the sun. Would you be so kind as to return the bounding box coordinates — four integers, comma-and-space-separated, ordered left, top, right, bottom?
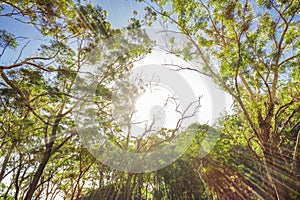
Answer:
129, 48, 217, 133
133, 83, 182, 130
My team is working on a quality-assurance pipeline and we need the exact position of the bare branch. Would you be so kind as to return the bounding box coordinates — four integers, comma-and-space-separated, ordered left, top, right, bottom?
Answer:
14, 40, 31, 64
163, 63, 212, 77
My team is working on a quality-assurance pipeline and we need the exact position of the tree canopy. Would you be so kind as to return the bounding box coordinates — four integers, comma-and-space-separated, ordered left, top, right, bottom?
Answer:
0, 0, 299, 200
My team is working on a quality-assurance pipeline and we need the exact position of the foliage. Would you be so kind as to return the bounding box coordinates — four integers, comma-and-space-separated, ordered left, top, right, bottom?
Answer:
0, 0, 299, 200
145, 0, 300, 199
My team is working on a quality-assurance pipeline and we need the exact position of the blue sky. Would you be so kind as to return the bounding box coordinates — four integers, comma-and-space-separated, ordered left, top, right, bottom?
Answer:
0, 0, 152, 65
0, 5, 43, 65
95, 0, 146, 28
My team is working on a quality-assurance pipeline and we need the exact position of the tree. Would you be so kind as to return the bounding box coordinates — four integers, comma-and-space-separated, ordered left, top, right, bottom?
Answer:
0, 1, 157, 199
141, 0, 300, 199
0, 1, 121, 199
1, 0, 299, 199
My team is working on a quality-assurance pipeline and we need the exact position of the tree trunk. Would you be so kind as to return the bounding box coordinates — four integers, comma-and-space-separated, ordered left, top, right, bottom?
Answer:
124, 173, 134, 200
262, 142, 290, 200
25, 148, 52, 200
25, 117, 61, 200
0, 146, 13, 182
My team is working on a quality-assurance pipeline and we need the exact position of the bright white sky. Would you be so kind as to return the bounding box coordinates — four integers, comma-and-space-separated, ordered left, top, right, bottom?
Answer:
131, 49, 233, 132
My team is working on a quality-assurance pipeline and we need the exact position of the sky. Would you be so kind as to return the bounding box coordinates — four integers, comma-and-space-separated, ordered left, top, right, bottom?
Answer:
94, 0, 147, 28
